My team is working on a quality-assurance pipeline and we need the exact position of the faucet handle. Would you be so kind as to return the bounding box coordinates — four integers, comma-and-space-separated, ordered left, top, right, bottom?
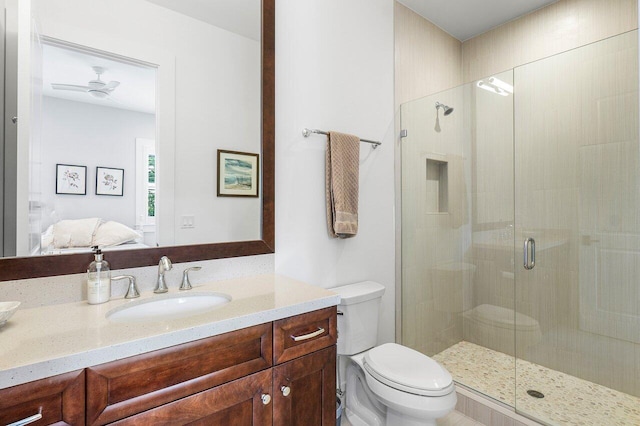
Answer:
112, 275, 140, 299
180, 267, 202, 291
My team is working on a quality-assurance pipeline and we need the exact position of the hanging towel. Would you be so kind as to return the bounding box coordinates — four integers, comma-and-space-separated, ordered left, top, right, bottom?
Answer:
326, 131, 360, 238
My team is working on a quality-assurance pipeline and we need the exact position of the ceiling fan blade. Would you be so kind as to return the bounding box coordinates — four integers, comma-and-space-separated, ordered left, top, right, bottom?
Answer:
51, 83, 89, 92
103, 81, 120, 90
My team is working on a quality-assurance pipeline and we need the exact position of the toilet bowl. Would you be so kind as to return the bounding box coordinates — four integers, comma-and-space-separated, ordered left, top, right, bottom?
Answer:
332, 282, 457, 426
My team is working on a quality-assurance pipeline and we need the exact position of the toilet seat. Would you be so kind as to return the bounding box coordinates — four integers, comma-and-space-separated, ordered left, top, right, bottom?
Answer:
363, 343, 454, 397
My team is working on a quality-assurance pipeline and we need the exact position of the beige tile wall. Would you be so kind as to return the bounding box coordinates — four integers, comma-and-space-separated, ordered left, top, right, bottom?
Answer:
394, 1, 465, 354
462, 0, 638, 83
394, 2, 462, 107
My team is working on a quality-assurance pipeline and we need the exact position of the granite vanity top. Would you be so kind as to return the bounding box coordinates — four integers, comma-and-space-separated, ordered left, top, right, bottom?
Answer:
0, 274, 339, 389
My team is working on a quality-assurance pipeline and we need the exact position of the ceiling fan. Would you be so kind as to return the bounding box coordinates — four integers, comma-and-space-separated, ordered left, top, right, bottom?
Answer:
51, 66, 120, 99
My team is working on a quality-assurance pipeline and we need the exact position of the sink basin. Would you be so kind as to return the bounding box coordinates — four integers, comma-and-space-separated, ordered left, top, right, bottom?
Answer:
106, 292, 231, 323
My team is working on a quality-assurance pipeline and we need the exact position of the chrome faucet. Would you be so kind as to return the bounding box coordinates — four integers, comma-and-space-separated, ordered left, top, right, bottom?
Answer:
154, 256, 172, 293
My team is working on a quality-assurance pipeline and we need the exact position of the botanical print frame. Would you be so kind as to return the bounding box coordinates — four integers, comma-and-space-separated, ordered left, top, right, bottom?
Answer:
217, 150, 260, 197
96, 167, 124, 196
56, 164, 87, 195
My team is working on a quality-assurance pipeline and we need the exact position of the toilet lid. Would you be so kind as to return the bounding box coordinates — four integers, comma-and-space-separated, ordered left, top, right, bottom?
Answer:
363, 343, 454, 397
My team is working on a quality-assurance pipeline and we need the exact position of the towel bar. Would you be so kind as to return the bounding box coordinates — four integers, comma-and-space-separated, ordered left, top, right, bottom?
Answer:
302, 128, 381, 149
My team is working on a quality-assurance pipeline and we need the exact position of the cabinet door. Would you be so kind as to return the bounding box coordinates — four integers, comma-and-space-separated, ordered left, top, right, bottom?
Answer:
112, 369, 272, 426
0, 369, 85, 426
273, 346, 336, 426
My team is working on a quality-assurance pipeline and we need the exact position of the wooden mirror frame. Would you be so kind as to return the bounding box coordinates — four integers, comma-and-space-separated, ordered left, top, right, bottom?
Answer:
0, 0, 275, 281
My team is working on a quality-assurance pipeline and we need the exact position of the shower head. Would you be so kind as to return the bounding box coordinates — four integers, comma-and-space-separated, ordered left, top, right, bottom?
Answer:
435, 102, 454, 116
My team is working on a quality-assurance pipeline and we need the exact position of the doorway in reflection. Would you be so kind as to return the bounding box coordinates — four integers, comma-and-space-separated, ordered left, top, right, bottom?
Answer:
36, 42, 157, 255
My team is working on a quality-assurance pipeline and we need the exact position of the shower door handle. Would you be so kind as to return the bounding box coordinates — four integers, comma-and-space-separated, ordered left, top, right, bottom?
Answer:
523, 237, 535, 270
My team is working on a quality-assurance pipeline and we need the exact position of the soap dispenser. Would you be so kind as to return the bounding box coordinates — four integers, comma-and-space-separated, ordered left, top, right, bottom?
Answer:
87, 246, 111, 304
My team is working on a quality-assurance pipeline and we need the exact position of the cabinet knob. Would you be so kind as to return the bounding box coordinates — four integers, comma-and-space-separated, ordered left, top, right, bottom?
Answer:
281, 385, 291, 397
261, 394, 271, 405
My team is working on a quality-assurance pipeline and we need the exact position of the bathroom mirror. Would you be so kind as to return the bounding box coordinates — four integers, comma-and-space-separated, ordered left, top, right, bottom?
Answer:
0, 0, 274, 280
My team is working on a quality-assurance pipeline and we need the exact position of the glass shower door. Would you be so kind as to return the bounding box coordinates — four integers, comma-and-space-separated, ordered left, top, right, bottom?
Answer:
514, 30, 640, 425
400, 72, 517, 406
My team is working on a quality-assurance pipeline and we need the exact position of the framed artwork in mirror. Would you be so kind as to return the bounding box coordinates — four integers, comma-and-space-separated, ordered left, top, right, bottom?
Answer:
217, 150, 260, 197
56, 164, 87, 195
96, 167, 124, 196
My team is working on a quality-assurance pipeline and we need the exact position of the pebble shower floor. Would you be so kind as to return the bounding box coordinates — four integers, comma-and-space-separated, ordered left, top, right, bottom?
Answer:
433, 341, 640, 426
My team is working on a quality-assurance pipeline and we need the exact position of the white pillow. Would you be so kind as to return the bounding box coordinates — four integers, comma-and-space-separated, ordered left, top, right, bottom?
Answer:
92, 221, 141, 247
53, 218, 101, 248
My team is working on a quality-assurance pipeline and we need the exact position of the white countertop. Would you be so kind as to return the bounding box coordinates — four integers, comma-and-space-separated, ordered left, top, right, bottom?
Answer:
0, 274, 339, 389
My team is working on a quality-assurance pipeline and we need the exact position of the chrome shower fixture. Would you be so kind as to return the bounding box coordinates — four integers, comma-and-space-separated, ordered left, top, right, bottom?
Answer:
435, 102, 454, 116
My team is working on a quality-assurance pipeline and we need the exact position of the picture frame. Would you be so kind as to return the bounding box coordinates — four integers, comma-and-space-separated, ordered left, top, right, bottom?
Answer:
96, 166, 124, 196
56, 164, 87, 195
217, 150, 260, 197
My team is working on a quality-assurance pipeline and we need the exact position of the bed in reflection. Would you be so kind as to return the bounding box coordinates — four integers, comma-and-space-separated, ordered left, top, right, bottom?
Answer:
40, 218, 148, 255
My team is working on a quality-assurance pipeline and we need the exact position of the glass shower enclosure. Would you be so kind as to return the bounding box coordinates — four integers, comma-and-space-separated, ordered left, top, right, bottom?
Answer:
400, 30, 640, 425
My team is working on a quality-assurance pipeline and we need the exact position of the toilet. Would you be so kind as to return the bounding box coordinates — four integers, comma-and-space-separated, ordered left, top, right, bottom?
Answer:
332, 281, 457, 426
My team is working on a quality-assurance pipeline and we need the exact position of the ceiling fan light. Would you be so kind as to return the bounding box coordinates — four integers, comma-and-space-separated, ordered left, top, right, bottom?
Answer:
89, 89, 108, 99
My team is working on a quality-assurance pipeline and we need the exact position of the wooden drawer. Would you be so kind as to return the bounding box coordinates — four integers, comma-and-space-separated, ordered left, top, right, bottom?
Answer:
86, 323, 272, 425
0, 369, 85, 426
112, 369, 272, 426
273, 306, 337, 364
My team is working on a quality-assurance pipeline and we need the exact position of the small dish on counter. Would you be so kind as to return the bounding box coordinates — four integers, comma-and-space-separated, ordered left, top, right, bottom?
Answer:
0, 301, 20, 327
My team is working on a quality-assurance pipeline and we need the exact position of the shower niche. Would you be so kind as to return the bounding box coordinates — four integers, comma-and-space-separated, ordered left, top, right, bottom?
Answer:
425, 157, 448, 214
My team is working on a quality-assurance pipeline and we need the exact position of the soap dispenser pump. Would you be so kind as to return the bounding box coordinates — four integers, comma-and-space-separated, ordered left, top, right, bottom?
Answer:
87, 246, 111, 304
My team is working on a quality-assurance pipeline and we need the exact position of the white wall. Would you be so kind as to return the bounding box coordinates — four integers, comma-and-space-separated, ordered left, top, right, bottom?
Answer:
40, 97, 155, 229
274, 0, 396, 344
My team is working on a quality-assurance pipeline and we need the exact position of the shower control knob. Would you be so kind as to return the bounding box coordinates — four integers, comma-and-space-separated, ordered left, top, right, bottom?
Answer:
280, 385, 291, 397
261, 394, 271, 405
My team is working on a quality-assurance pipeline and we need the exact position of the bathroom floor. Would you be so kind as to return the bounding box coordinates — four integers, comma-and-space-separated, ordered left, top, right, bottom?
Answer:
433, 341, 640, 426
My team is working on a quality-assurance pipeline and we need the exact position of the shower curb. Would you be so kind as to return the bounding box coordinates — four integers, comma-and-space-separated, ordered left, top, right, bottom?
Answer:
455, 384, 544, 426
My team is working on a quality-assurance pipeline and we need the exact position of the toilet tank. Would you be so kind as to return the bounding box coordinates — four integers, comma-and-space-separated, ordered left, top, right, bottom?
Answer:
330, 281, 385, 355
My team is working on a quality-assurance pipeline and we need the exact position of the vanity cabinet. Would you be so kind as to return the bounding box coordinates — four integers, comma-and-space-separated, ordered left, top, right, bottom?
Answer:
0, 369, 85, 426
0, 307, 336, 426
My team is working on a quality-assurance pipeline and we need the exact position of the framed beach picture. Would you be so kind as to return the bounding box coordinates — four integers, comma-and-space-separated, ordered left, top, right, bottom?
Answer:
96, 167, 124, 196
217, 150, 260, 197
56, 164, 87, 195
